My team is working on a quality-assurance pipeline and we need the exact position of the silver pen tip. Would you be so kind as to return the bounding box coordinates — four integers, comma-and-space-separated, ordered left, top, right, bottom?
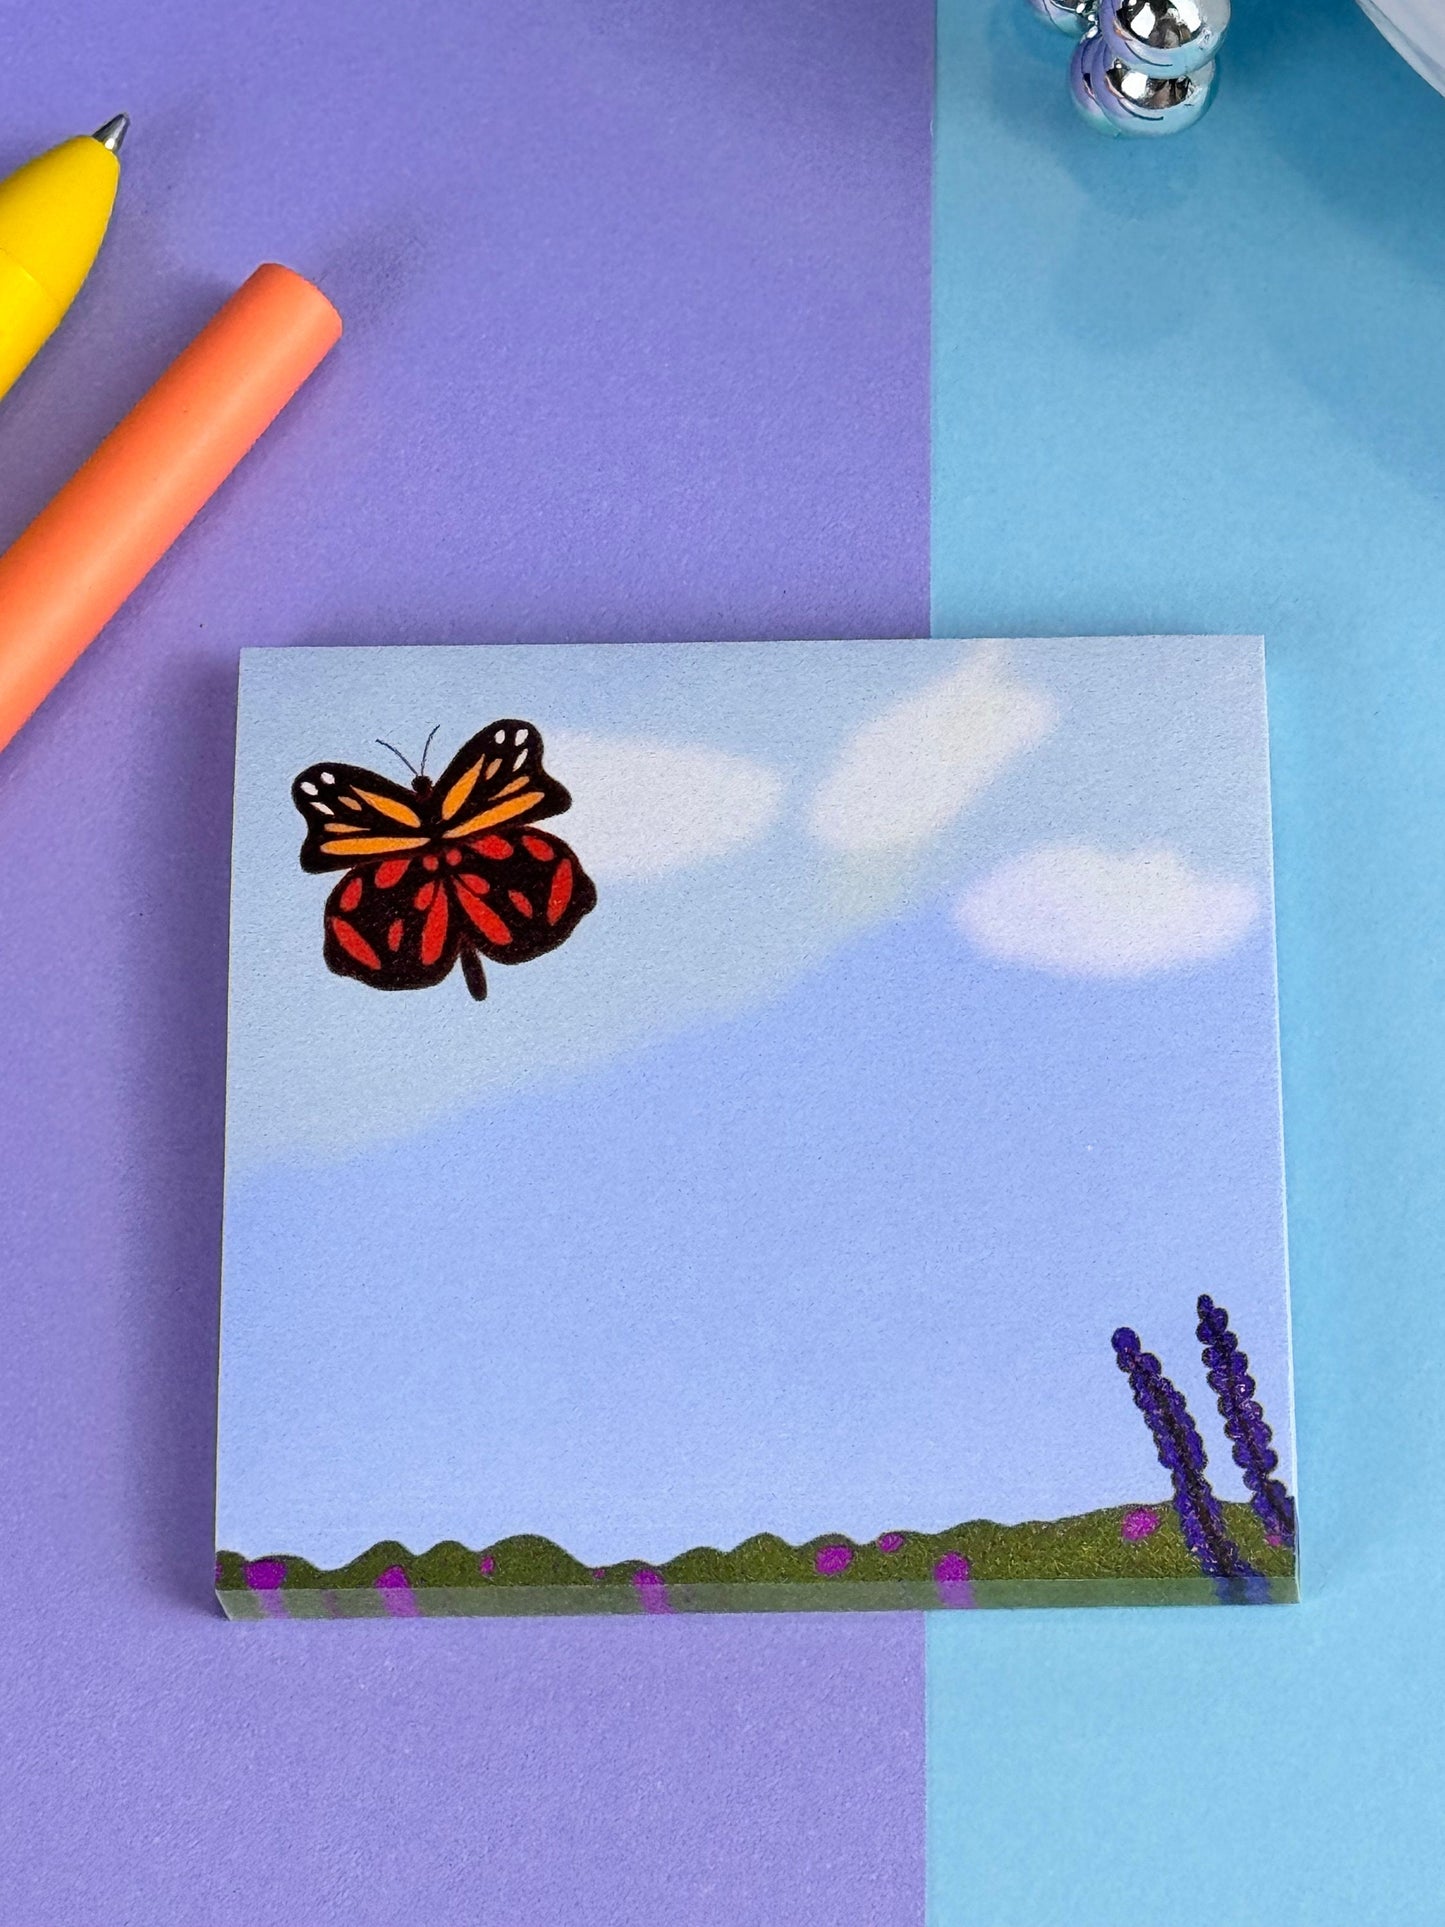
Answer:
93, 114, 130, 156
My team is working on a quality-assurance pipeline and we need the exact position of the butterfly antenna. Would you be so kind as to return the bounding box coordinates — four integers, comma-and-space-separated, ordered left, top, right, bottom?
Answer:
418, 725, 441, 778
375, 738, 420, 779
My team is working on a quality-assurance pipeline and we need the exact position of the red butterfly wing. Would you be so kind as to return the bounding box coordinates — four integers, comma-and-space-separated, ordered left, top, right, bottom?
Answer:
322, 856, 463, 992
448, 829, 597, 991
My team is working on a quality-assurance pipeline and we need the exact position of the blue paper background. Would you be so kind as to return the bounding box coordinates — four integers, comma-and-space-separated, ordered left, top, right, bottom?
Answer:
217, 638, 1290, 1568
929, 1, 1445, 1919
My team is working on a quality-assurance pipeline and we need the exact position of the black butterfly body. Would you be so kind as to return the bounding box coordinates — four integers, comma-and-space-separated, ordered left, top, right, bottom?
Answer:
291, 720, 596, 1001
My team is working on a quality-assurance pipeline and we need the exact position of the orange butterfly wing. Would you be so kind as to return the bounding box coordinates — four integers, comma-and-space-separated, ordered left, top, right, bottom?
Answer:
292, 761, 432, 874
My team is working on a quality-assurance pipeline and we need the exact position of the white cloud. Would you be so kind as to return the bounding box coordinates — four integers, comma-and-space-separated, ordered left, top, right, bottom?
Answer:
807, 646, 1056, 854
955, 844, 1259, 977
548, 732, 784, 881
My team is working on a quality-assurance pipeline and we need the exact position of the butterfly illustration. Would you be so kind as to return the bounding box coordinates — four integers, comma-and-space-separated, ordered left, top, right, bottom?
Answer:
291, 721, 596, 1001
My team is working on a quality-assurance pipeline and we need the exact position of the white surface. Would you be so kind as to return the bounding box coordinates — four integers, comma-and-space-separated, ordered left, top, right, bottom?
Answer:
1360, 0, 1445, 93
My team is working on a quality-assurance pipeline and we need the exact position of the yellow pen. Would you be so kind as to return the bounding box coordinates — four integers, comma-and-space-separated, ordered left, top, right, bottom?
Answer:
0, 115, 129, 406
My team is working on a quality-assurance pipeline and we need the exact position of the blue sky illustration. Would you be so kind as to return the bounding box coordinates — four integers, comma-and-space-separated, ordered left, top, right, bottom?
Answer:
217, 636, 1293, 1565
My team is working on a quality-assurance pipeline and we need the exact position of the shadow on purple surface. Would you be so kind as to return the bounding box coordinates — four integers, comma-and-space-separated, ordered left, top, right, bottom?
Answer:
121, 651, 238, 1610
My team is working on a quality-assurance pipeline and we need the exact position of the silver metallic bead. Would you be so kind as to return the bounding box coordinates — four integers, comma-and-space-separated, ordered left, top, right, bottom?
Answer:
1071, 29, 1217, 134
1096, 0, 1229, 77
1067, 31, 1121, 131
1025, 0, 1099, 36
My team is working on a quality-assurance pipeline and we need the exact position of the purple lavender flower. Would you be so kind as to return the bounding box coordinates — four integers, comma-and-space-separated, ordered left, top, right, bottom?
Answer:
877, 1532, 906, 1554
1196, 1296, 1296, 1551
815, 1544, 853, 1576
1111, 1327, 1255, 1580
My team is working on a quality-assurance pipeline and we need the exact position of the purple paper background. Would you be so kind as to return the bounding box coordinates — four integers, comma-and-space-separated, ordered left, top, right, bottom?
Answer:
0, 5, 931, 1921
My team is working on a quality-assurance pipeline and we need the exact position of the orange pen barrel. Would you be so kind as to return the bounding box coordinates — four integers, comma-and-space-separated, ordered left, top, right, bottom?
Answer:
0, 262, 342, 755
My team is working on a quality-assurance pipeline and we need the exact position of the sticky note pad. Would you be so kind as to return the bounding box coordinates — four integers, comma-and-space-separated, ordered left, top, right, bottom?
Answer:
215, 637, 1297, 1619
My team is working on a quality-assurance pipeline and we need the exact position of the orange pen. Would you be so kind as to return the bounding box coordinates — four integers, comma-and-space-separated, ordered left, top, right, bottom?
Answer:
0, 262, 342, 756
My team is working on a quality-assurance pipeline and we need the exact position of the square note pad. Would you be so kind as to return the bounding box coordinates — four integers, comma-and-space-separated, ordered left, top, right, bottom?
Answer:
216, 637, 1297, 1618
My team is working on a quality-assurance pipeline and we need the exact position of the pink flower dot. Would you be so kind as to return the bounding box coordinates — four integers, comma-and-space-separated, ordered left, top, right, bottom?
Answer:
244, 1558, 286, 1592
592, 1568, 608, 1582
1265, 1531, 1283, 1548
815, 1544, 854, 1576
478, 1555, 496, 1577
1120, 1507, 1160, 1543
877, 1532, 906, 1554
374, 1565, 421, 1616
933, 1552, 971, 1584
632, 1568, 673, 1613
